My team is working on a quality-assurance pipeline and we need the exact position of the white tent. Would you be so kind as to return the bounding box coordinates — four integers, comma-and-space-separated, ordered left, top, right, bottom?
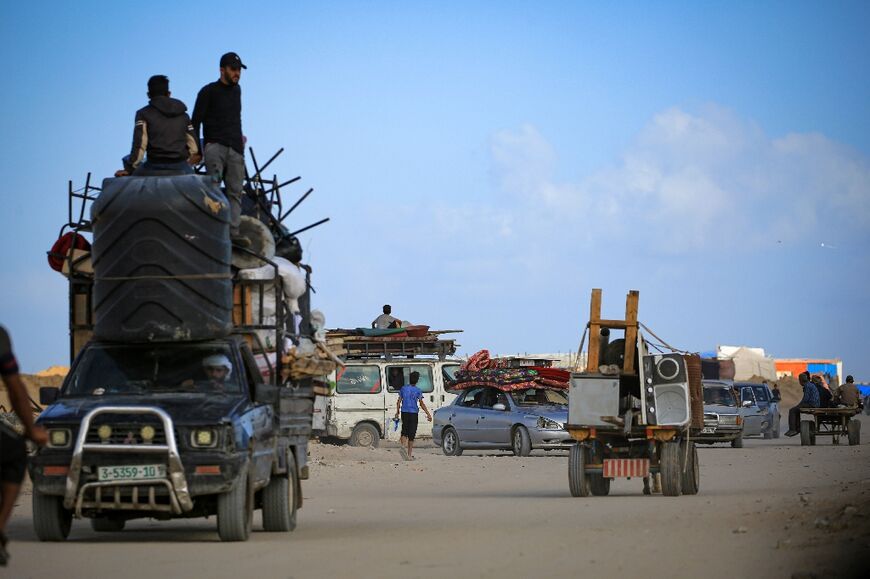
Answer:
718, 345, 777, 381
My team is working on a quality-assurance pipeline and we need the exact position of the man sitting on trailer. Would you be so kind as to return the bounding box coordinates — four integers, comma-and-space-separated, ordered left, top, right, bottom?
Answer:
115, 75, 201, 177
835, 375, 862, 409
785, 372, 820, 437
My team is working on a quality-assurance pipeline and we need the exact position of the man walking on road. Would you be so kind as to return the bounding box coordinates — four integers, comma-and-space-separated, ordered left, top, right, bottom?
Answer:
395, 371, 431, 460
785, 371, 820, 436
192, 52, 249, 247
0, 326, 47, 566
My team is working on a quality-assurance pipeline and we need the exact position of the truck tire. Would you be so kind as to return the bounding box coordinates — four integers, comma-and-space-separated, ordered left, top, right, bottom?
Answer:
588, 444, 610, 496
217, 470, 253, 542
262, 451, 298, 532
349, 423, 379, 448
680, 440, 700, 495
441, 427, 463, 456
33, 491, 72, 541
730, 434, 743, 448
659, 441, 682, 496
568, 444, 590, 497
512, 426, 532, 457
800, 420, 815, 446
847, 419, 861, 446
90, 517, 126, 532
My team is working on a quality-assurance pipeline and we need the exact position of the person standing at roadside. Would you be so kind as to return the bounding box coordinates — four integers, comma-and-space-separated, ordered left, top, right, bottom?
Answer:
192, 52, 249, 247
785, 371, 820, 436
0, 326, 47, 566
394, 371, 431, 460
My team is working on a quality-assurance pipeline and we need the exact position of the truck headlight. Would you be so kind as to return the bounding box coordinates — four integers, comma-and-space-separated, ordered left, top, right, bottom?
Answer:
191, 429, 218, 448
48, 428, 71, 448
537, 417, 563, 430
97, 425, 112, 441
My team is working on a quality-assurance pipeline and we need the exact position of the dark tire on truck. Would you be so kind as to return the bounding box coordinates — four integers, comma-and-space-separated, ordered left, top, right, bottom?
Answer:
33, 491, 72, 541
568, 444, 590, 497
262, 451, 298, 532
217, 469, 253, 542
680, 440, 700, 495
588, 444, 610, 496
90, 517, 126, 532
349, 423, 379, 448
659, 441, 683, 496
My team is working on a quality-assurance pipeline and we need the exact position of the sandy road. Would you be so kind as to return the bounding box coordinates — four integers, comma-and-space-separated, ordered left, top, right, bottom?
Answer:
4, 414, 869, 579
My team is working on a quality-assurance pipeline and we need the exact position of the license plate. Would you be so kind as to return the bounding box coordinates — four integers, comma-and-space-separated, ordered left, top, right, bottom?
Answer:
98, 464, 166, 482
701, 427, 716, 434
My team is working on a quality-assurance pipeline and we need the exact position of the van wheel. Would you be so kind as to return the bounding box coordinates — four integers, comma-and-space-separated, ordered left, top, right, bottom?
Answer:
33, 491, 72, 541
659, 441, 683, 496
90, 517, 126, 532
217, 469, 253, 542
262, 451, 298, 532
349, 423, 379, 448
512, 426, 532, 457
441, 428, 463, 456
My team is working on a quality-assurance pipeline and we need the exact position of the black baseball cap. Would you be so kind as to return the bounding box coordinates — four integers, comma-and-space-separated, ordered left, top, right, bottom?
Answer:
220, 52, 247, 69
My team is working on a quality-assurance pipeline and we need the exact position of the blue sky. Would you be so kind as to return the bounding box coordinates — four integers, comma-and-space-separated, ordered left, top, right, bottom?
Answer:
1, 1, 868, 377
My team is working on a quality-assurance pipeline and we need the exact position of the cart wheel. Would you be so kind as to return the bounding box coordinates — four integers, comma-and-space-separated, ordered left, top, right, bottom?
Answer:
848, 419, 861, 446
659, 441, 682, 496
568, 444, 590, 497
799, 420, 815, 446
680, 440, 700, 495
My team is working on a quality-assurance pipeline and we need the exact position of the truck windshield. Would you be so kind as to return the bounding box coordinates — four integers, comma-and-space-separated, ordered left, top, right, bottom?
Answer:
65, 344, 243, 396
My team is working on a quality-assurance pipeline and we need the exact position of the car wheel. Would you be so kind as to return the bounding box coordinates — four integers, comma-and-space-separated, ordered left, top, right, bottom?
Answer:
262, 450, 298, 532
90, 517, 126, 532
217, 468, 253, 542
800, 420, 815, 446
349, 423, 380, 448
773, 415, 781, 439
33, 491, 72, 541
659, 441, 682, 496
512, 426, 532, 457
568, 443, 590, 497
441, 427, 463, 456
680, 440, 700, 495
847, 419, 861, 446
731, 434, 744, 448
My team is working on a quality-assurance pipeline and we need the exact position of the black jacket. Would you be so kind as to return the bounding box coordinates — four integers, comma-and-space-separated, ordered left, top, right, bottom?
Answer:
192, 80, 243, 154
127, 96, 199, 171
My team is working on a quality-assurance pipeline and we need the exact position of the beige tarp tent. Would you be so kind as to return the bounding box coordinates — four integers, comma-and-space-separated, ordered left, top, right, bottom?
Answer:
718, 345, 777, 381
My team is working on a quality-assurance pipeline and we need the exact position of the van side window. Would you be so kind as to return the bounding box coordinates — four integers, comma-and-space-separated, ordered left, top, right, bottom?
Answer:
386, 366, 434, 393
442, 364, 460, 385
336, 366, 381, 394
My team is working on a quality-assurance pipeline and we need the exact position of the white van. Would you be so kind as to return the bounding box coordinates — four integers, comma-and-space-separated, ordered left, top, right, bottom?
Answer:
314, 358, 461, 447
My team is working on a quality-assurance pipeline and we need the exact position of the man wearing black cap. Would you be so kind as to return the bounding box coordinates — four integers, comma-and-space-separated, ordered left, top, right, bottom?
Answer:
117, 75, 201, 176
192, 52, 249, 246
835, 375, 862, 408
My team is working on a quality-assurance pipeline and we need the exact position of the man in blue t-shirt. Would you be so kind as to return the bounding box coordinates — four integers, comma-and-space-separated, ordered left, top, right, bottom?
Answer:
394, 371, 432, 460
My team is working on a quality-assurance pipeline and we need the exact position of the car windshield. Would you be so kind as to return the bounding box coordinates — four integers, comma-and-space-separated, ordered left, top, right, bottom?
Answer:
65, 343, 243, 396
704, 387, 736, 407
512, 388, 568, 406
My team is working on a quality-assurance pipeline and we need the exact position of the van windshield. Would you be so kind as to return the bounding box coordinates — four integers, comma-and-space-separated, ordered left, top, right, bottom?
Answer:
66, 343, 243, 396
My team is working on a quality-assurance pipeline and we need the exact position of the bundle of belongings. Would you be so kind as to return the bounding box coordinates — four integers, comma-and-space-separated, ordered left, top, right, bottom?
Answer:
450, 350, 570, 391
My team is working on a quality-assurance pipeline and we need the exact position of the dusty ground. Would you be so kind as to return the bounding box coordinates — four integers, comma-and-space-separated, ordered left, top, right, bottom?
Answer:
4, 414, 869, 579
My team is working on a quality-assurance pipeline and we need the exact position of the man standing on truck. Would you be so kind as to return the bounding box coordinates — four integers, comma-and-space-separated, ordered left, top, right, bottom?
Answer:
192, 52, 250, 248
395, 371, 431, 460
116, 75, 201, 176
785, 371, 820, 436
372, 305, 400, 329
0, 326, 47, 566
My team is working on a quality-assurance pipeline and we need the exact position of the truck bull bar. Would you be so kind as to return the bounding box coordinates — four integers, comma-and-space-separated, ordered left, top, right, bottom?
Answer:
64, 406, 193, 516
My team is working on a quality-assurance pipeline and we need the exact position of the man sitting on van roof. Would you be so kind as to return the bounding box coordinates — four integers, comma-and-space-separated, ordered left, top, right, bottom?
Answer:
372, 305, 400, 329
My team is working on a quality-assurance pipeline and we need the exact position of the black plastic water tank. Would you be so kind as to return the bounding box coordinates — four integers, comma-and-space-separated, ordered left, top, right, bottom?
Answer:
91, 175, 233, 342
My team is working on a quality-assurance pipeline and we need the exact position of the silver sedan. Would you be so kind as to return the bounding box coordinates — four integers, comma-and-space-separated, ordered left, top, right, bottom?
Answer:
432, 386, 572, 456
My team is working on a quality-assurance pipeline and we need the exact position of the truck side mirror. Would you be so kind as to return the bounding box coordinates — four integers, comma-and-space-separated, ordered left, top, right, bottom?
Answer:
254, 383, 279, 405
39, 387, 59, 405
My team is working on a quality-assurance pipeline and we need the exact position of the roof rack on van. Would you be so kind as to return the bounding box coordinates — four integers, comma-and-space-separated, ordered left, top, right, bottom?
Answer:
327, 336, 457, 360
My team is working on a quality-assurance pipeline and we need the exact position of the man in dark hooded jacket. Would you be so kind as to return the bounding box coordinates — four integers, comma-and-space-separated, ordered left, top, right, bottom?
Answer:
117, 75, 201, 176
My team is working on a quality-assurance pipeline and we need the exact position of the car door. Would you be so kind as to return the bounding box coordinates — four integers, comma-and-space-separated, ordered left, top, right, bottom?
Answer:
739, 387, 764, 436
239, 343, 276, 486
476, 388, 512, 445
449, 387, 484, 443
385, 364, 436, 440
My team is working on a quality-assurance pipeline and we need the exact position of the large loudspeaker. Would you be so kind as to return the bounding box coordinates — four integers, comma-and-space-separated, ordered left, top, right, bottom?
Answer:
642, 354, 690, 426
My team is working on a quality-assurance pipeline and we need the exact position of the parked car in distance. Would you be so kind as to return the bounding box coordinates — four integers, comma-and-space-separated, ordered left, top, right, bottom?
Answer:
697, 380, 746, 447
432, 386, 572, 456
735, 382, 779, 439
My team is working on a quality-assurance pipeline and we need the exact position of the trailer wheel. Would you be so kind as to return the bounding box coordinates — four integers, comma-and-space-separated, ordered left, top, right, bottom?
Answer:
800, 420, 815, 446
568, 444, 590, 497
441, 427, 463, 456
659, 441, 682, 496
512, 426, 532, 457
847, 419, 861, 446
349, 423, 379, 448
33, 491, 72, 541
680, 440, 700, 495
90, 517, 126, 532
217, 469, 253, 542
588, 444, 610, 496
262, 451, 298, 532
